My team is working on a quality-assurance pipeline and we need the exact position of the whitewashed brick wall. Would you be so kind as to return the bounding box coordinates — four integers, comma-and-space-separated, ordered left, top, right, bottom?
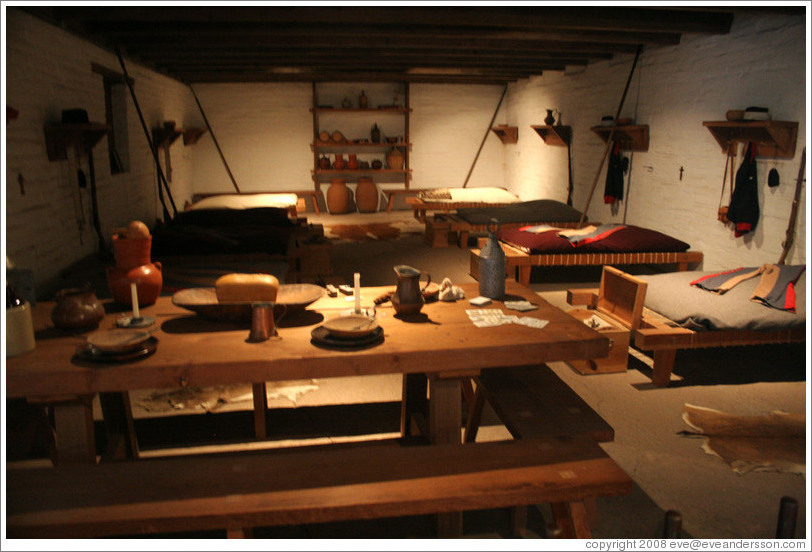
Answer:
504, 11, 807, 271
190, 82, 506, 194
4, 9, 807, 299
5, 9, 200, 298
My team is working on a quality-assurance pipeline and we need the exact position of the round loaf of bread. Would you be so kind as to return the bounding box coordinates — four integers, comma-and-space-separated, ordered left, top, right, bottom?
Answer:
215, 273, 279, 303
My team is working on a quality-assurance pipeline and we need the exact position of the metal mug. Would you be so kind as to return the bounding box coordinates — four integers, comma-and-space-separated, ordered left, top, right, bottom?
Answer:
247, 302, 276, 342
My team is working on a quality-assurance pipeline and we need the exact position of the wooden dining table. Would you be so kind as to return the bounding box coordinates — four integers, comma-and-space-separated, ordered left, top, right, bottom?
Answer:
6, 280, 609, 465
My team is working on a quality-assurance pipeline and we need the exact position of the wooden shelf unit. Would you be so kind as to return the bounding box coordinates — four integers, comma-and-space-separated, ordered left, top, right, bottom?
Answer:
490, 125, 518, 144
702, 120, 798, 158
531, 125, 571, 147
590, 124, 649, 152
311, 83, 411, 193
43, 123, 109, 161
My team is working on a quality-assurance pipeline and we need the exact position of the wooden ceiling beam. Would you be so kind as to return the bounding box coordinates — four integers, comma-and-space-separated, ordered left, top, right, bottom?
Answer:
171, 69, 533, 85
39, 6, 735, 34
80, 23, 681, 49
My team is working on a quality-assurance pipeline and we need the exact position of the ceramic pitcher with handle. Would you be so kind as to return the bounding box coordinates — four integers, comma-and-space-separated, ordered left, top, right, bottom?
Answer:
391, 265, 431, 315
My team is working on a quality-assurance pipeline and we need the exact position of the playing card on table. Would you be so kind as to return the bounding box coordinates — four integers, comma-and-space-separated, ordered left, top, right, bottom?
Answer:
513, 317, 549, 329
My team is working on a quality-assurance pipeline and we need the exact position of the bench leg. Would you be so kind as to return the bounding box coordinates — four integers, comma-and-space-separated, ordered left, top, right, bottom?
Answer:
458, 230, 469, 248
252, 382, 268, 439
510, 506, 529, 538
518, 266, 531, 286
227, 527, 253, 538
651, 349, 677, 387
552, 500, 592, 538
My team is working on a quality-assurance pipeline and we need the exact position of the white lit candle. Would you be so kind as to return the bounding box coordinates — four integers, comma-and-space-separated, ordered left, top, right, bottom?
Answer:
130, 282, 140, 320
354, 272, 361, 314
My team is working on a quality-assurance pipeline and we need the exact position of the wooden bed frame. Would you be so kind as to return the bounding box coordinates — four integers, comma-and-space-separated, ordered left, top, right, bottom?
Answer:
406, 194, 519, 223
567, 271, 806, 387
426, 213, 583, 248
469, 239, 704, 286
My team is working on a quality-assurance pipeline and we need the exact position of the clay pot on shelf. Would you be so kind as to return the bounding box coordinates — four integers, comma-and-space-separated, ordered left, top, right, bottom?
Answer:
332, 153, 346, 170
371, 159, 383, 170
544, 109, 556, 126
386, 147, 405, 170
327, 178, 351, 214
355, 177, 378, 213
51, 284, 105, 330
359, 90, 368, 109
318, 130, 330, 143
318, 155, 331, 170
347, 153, 359, 170
106, 234, 163, 307
371, 123, 381, 143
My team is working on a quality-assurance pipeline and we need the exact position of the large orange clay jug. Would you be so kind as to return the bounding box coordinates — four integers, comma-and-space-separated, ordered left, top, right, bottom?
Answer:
106, 234, 162, 306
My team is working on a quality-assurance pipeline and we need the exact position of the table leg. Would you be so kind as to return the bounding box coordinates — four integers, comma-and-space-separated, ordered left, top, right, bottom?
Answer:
252, 382, 268, 439
400, 373, 428, 439
429, 375, 464, 537
99, 392, 139, 461
50, 396, 96, 465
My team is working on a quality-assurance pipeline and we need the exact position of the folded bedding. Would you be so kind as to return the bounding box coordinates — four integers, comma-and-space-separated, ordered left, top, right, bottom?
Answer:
187, 193, 299, 211
417, 187, 520, 204
639, 269, 806, 332
498, 224, 690, 255
455, 199, 583, 225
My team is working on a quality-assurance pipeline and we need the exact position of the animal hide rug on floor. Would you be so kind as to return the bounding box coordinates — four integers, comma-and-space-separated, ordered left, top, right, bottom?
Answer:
681, 403, 806, 476
134, 380, 319, 414
323, 220, 422, 241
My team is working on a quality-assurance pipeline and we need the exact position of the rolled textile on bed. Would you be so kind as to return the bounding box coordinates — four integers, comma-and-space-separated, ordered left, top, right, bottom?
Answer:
417, 187, 520, 204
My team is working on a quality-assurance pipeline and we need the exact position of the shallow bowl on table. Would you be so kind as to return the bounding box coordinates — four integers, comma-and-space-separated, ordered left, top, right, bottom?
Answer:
171, 284, 324, 322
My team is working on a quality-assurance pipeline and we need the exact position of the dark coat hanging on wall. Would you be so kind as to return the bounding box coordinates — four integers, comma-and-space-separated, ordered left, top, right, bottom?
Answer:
604, 142, 628, 204
727, 142, 760, 237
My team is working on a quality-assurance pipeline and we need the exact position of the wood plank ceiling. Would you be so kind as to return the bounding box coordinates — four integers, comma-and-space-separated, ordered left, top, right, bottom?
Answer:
18, 5, 797, 85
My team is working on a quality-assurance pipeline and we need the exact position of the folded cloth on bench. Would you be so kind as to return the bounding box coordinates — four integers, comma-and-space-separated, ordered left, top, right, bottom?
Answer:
691, 264, 806, 313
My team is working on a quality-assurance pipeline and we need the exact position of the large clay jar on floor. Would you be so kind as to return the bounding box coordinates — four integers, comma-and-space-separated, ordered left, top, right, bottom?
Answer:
355, 177, 378, 213
326, 178, 351, 214
106, 234, 163, 307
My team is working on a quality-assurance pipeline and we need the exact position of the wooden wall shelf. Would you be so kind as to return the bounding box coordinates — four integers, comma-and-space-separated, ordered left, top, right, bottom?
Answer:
182, 128, 208, 145
531, 125, 571, 147
152, 126, 182, 149
490, 125, 518, 144
154, 125, 208, 148
702, 120, 798, 158
44, 123, 109, 161
590, 124, 649, 152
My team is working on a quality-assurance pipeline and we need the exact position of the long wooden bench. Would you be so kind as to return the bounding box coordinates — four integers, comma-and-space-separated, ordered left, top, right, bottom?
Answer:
6, 436, 631, 539
464, 364, 625, 537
